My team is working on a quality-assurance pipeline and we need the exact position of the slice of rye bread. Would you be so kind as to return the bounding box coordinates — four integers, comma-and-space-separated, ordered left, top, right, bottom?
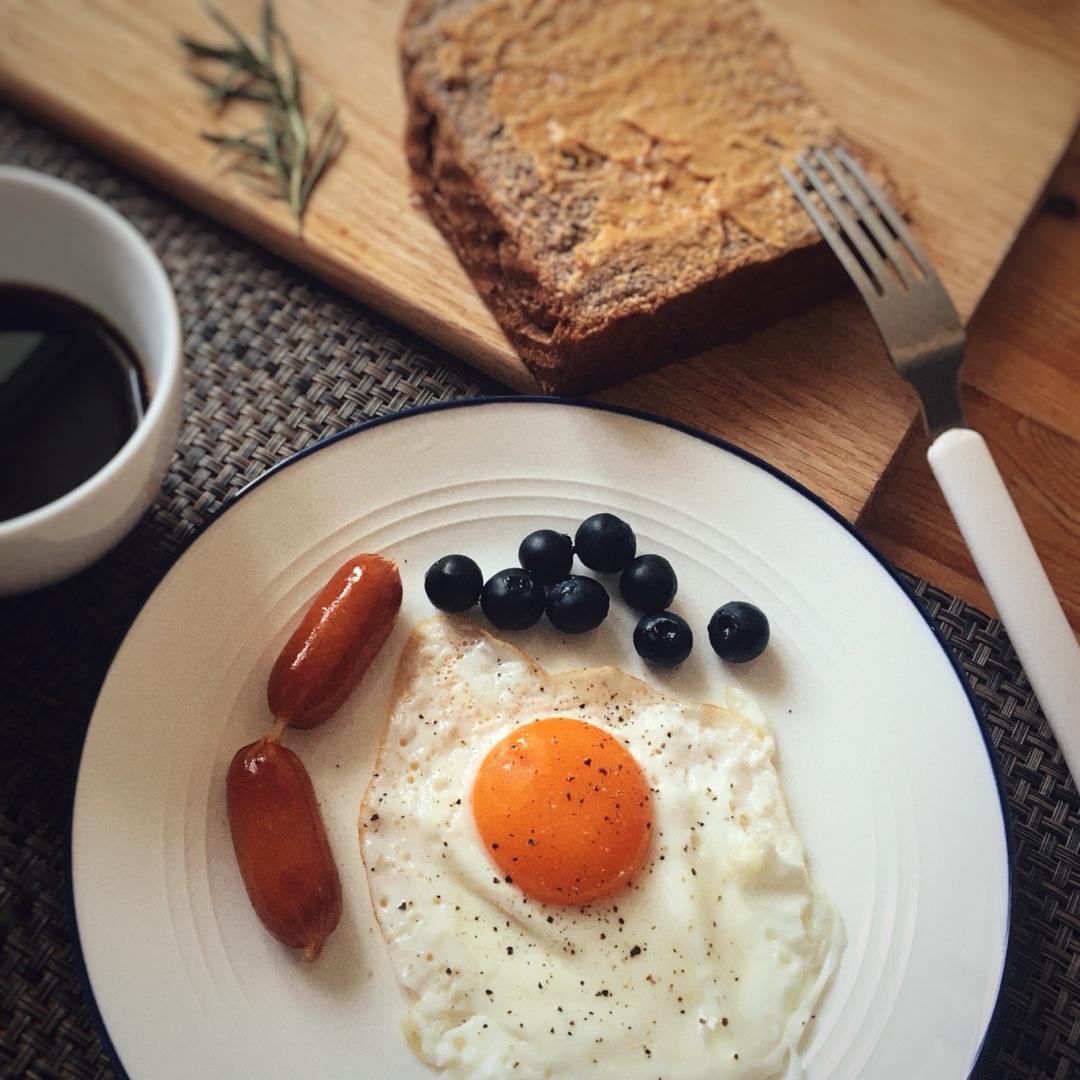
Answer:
402, 0, 898, 394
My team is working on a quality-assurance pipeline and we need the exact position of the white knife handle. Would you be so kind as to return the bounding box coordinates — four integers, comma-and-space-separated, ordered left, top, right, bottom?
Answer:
928, 427, 1080, 785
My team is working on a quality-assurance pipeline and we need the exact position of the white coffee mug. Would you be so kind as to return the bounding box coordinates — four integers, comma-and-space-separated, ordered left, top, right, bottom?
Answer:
0, 167, 183, 595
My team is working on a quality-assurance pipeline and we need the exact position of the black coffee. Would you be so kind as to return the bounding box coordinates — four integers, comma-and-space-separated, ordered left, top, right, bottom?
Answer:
0, 286, 147, 522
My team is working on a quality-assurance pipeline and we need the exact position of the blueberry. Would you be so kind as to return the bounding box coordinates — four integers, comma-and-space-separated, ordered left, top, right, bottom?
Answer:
619, 554, 677, 614
708, 601, 770, 662
518, 529, 574, 586
481, 568, 546, 630
633, 612, 693, 667
574, 513, 636, 573
546, 576, 610, 634
424, 554, 483, 612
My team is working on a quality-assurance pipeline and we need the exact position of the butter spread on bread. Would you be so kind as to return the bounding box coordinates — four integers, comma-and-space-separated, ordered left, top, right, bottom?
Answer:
402, 0, 895, 392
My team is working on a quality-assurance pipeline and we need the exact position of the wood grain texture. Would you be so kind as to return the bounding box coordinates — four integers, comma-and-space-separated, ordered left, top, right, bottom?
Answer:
862, 133, 1080, 635
946, 0, 1080, 68
0, 0, 1078, 522
597, 295, 919, 515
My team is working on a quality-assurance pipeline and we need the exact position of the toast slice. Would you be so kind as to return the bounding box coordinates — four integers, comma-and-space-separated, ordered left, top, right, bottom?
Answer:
402, 0, 888, 394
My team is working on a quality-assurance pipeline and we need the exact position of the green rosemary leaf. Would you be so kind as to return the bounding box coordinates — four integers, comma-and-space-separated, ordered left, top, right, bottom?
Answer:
201, 131, 272, 160
263, 115, 289, 199
186, 71, 273, 103
208, 57, 243, 104
201, 132, 264, 148
200, 3, 259, 63
299, 107, 343, 208
178, 39, 233, 61
260, 0, 275, 67
179, 1, 344, 231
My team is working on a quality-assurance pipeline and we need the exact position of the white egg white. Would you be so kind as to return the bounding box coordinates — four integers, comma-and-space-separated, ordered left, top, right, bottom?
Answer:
360, 616, 841, 1080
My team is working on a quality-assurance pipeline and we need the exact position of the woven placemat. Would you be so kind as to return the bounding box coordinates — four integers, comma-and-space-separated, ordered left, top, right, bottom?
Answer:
1, 108, 1076, 1080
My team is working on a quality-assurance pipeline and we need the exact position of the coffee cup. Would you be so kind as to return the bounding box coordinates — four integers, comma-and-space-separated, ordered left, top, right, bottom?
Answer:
0, 167, 183, 595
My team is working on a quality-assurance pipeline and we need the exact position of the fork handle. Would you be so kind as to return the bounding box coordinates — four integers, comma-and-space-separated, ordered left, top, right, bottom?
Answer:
928, 427, 1080, 786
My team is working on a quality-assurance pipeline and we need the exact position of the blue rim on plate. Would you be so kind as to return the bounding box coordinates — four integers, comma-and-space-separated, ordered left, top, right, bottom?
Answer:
66, 395, 1016, 1079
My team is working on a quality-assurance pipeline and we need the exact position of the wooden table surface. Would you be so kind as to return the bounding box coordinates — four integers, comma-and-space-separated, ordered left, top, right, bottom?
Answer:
3, 0, 1077, 642
861, 128, 1080, 637
4, 0, 1079, 534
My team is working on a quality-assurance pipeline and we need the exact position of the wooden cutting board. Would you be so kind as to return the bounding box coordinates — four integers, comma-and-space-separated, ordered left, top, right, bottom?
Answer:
2, 0, 1078, 521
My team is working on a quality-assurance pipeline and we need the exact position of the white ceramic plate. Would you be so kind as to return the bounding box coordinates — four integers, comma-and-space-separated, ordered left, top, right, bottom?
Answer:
72, 400, 1010, 1079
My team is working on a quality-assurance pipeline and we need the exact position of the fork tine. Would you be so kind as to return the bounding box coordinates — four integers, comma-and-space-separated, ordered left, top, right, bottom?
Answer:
814, 148, 914, 290
833, 145, 932, 278
780, 163, 882, 311
793, 153, 895, 294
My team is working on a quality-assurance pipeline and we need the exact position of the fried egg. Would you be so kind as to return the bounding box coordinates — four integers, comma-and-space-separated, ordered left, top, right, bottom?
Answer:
360, 616, 841, 1079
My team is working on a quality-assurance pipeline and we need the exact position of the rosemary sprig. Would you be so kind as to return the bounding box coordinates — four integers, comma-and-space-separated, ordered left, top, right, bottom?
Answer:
179, 1, 344, 232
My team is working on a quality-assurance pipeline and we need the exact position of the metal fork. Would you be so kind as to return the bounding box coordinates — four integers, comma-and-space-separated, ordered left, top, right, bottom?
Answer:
783, 147, 1080, 781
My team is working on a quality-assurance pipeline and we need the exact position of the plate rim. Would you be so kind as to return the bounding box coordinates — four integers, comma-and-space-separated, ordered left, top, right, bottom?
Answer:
67, 394, 1016, 1079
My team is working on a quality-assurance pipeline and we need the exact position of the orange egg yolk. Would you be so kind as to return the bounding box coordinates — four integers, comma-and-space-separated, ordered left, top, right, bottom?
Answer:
471, 717, 653, 906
